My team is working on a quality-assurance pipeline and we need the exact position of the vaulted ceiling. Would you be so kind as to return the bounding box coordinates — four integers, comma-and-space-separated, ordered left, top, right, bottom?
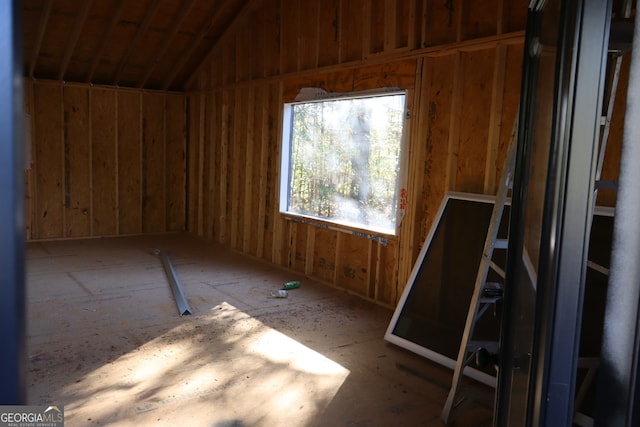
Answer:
22, 0, 251, 91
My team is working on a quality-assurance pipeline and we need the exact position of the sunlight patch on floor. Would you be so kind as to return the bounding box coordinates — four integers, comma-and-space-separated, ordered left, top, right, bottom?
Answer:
61, 301, 349, 426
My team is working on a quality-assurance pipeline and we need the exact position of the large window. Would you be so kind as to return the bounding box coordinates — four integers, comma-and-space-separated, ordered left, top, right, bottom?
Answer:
280, 91, 407, 235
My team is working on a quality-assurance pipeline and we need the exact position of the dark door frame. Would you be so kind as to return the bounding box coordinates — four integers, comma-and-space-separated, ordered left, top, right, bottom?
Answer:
496, 0, 612, 425
0, 0, 26, 404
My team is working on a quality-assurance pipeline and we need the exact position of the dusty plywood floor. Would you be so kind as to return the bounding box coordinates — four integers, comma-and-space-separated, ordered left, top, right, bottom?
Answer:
26, 234, 493, 426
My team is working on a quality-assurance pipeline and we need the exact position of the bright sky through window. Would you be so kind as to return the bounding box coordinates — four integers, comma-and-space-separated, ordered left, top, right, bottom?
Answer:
280, 92, 406, 235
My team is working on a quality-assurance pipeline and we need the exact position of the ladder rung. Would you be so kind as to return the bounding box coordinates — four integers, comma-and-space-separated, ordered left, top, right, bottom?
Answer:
595, 180, 618, 191
495, 239, 508, 249
479, 296, 502, 304
587, 260, 609, 276
482, 281, 503, 298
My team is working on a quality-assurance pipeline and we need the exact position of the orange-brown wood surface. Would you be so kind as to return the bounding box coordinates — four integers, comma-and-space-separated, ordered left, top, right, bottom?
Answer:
91, 88, 117, 236
34, 83, 64, 239
26, 81, 186, 240
142, 92, 166, 233
117, 90, 142, 234
183, 0, 531, 306
63, 86, 91, 237
28, 0, 627, 308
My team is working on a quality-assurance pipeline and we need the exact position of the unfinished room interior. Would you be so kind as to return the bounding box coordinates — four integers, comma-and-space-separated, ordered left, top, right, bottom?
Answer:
3, 0, 640, 425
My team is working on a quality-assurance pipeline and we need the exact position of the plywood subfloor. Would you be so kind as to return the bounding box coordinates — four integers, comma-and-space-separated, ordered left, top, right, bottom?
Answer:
26, 234, 492, 426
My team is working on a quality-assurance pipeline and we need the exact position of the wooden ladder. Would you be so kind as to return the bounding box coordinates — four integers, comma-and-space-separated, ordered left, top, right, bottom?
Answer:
440, 23, 629, 425
440, 117, 518, 424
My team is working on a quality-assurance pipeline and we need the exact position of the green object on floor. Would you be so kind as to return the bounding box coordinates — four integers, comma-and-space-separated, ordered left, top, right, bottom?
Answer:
283, 281, 301, 290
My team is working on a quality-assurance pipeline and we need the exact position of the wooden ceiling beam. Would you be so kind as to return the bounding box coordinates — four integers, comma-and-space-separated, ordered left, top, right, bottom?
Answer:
85, 0, 126, 83
185, 0, 261, 89
58, 0, 93, 81
139, 0, 198, 88
111, 0, 162, 86
161, 2, 226, 90
28, 0, 53, 78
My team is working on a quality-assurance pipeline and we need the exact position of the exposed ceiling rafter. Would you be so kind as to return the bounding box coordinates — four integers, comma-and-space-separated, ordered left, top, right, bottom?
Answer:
185, 0, 260, 88
161, 3, 228, 90
23, 0, 253, 91
28, 0, 53, 78
139, 0, 199, 88
111, 0, 162, 86
58, 0, 93, 81
85, 0, 126, 84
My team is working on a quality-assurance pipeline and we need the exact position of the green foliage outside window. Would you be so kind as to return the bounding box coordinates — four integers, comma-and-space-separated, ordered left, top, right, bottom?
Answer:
284, 93, 405, 234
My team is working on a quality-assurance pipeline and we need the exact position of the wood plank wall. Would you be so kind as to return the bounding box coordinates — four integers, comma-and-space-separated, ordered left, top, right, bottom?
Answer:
184, 0, 533, 307
24, 80, 187, 241
22, 1, 626, 309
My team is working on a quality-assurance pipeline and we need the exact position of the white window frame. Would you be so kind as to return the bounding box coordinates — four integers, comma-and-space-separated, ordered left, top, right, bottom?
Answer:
279, 89, 410, 236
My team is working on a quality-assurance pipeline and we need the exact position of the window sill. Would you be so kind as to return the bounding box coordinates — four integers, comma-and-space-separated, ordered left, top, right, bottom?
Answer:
281, 213, 397, 245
